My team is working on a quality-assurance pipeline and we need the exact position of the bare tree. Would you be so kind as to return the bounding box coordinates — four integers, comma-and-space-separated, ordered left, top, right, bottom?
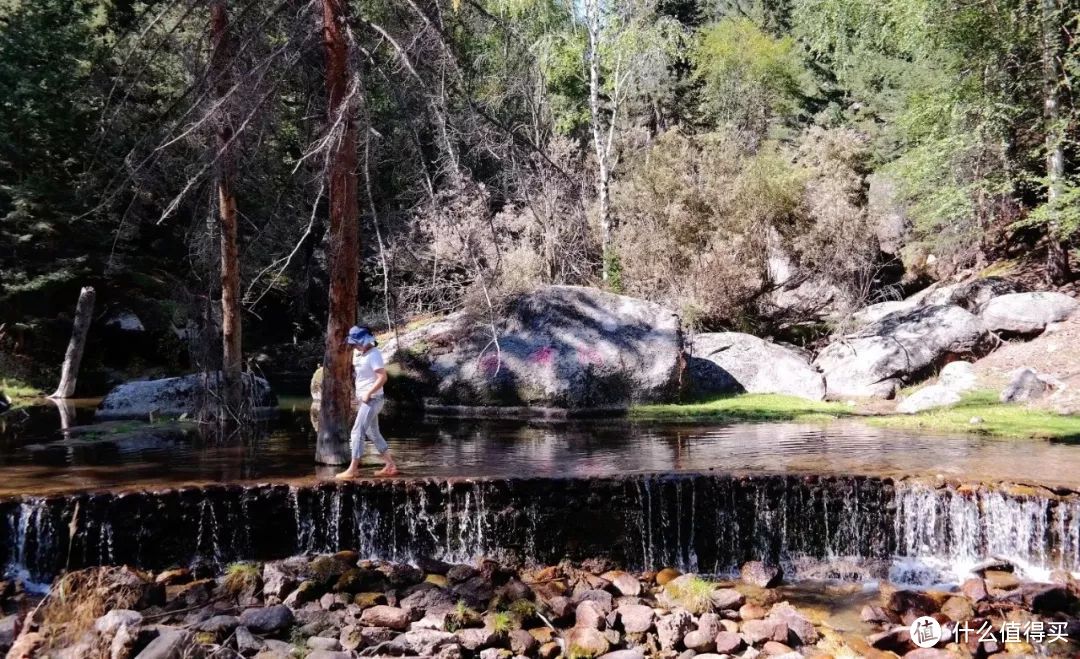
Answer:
316, 0, 361, 465
49, 287, 96, 399
586, 0, 616, 285
211, 0, 243, 417
1041, 0, 1070, 284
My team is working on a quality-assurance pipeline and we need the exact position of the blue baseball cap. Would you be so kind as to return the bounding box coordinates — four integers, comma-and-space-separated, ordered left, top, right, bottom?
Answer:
346, 326, 377, 347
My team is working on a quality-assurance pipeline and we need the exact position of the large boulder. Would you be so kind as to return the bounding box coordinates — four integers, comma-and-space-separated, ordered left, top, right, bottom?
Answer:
850, 277, 1025, 328
688, 333, 825, 401
979, 292, 1078, 335
97, 372, 276, 420
815, 305, 992, 399
384, 286, 683, 409
896, 361, 977, 413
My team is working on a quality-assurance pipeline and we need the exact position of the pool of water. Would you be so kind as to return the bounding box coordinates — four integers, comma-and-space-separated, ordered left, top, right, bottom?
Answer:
2, 398, 1080, 496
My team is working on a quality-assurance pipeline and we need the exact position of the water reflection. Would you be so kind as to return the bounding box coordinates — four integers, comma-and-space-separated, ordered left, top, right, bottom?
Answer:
2, 399, 1080, 496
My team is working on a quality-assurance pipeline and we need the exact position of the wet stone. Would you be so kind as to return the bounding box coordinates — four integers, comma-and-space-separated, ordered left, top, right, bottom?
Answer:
577, 600, 609, 630
656, 610, 693, 651
713, 630, 744, 654
740, 562, 783, 589
239, 605, 294, 635
307, 636, 342, 651
361, 605, 410, 631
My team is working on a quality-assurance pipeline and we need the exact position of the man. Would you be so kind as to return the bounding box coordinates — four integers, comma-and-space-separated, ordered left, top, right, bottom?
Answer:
335, 325, 399, 478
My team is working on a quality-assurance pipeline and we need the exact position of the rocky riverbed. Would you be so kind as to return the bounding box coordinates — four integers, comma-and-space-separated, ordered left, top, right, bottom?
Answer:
2, 554, 1078, 659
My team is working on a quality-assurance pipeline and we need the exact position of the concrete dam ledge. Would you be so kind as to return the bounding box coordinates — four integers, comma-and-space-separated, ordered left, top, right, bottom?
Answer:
3, 472, 1080, 587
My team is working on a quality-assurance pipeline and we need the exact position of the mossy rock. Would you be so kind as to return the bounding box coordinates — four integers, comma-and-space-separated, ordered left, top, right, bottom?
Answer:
334, 567, 384, 594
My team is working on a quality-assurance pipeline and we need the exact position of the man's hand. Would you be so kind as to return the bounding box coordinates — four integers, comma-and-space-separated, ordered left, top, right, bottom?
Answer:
361, 391, 372, 404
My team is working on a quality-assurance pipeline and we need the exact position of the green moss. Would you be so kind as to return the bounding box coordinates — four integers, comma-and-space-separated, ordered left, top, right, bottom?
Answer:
870, 391, 1080, 439
632, 394, 852, 423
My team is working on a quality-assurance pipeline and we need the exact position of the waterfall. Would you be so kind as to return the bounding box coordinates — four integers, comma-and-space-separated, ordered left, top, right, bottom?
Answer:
892, 481, 1080, 583
2, 475, 1077, 587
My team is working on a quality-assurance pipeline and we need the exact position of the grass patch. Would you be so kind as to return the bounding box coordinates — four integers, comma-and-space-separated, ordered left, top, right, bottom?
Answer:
488, 610, 516, 634
664, 575, 717, 614
1, 377, 43, 408
632, 393, 852, 424
222, 562, 261, 595
870, 390, 1080, 440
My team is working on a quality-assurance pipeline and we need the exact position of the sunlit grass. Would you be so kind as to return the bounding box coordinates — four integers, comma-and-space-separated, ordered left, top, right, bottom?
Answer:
632, 393, 852, 423
869, 390, 1080, 440
633, 391, 1080, 440
1, 378, 43, 408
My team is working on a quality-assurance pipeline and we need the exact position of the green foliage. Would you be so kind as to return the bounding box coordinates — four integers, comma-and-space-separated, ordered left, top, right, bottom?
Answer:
693, 17, 806, 135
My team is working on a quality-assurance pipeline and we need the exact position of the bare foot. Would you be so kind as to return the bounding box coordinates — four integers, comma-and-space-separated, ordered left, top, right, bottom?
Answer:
334, 469, 360, 480
374, 464, 399, 477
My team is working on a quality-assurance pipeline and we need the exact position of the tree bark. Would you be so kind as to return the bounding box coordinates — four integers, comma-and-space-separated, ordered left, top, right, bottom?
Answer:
316, 0, 361, 465
1042, 0, 1070, 284
49, 286, 95, 399
586, 0, 614, 285
211, 0, 244, 415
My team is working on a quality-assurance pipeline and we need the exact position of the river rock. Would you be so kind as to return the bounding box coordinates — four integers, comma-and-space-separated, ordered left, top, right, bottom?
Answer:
681, 629, 714, 653
391, 629, 457, 655
688, 333, 826, 400
740, 562, 783, 588
710, 588, 745, 611
614, 604, 654, 634
767, 603, 818, 645
739, 603, 766, 621
305, 651, 352, 659
939, 596, 973, 622
867, 626, 912, 654
235, 626, 263, 654
656, 610, 693, 651
239, 605, 294, 635
576, 601, 608, 630
95, 610, 143, 635
565, 627, 610, 657
896, 361, 977, 413
307, 636, 342, 651
456, 627, 501, 651
1000, 367, 1060, 403
960, 578, 988, 603
740, 619, 787, 645
133, 627, 194, 659
97, 372, 276, 420
815, 305, 991, 398
453, 576, 495, 607
712, 630, 744, 654
197, 615, 239, 636
979, 292, 1078, 335
761, 640, 796, 656
601, 571, 641, 598
402, 584, 456, 619
598, 650, 644, 659
575, 589, 614, 613
360, 605, 410, 631
383, 286, 683, 409
263, 559, 305, 600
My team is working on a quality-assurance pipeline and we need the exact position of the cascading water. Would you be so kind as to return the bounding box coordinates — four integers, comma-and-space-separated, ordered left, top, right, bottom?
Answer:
892, 481, 1080, 583
1, 474, 1077, 587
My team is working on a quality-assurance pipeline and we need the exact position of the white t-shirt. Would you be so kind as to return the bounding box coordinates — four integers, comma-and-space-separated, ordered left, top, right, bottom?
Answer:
353, 347, 386, 399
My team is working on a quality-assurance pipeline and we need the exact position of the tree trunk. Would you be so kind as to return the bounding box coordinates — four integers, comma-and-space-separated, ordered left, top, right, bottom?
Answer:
316, 0, 361, 465
49, 286, 95, 399
1042, 0, 1070, 284
586, 0, 613, 285
211, 0, 244, 416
